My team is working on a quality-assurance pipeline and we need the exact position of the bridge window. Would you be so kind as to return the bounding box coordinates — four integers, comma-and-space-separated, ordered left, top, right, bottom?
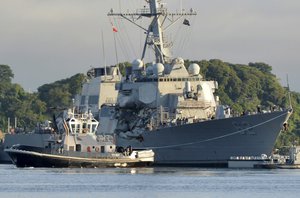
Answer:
88, 95, 99, 105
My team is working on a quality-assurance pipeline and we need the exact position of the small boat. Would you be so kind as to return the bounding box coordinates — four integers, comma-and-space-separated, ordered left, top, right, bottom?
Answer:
5, 109, 154, 168
228, 155, 271, 168
248, 147, 300, 169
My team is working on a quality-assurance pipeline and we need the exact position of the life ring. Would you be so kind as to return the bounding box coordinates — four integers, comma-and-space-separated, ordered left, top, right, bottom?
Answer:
87, 146, 91, 152
95, 147, 100, 152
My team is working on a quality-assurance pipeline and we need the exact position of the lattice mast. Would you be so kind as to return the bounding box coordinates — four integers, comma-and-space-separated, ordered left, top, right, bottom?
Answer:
108, 0, 196, 64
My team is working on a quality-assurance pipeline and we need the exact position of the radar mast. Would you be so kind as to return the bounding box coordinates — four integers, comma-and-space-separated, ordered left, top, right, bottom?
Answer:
108, 0, 196, 64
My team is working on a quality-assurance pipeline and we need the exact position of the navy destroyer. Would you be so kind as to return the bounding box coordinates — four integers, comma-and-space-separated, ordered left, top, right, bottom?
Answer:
94, 0, 292, 166
0, 0, 292, 167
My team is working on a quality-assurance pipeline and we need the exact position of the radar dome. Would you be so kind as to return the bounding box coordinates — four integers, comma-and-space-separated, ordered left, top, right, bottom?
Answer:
153, 63, 165, 76
132, 59, 143, 71
188, 63, 200, 76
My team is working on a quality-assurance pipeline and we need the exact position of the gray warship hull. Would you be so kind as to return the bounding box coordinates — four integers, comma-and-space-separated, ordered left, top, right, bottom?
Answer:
0, 144, 10, 163
116, 110, 290, 166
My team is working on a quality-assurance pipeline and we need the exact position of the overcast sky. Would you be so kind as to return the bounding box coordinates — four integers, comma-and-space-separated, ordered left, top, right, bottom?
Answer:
1, 0, 300, 92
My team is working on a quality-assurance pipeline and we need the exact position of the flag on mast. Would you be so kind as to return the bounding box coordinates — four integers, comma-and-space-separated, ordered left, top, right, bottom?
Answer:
110, 19, 118, 32
112, 26, 118, 32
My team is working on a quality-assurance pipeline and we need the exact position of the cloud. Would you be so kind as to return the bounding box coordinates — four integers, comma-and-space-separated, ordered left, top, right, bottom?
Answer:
0, 0, 300, 91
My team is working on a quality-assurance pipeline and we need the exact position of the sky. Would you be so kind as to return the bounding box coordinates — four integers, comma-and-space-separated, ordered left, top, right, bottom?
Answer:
0, 0, 300, 92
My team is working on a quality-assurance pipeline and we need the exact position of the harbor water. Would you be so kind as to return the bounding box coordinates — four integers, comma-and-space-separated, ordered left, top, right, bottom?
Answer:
1, 164, 300, 198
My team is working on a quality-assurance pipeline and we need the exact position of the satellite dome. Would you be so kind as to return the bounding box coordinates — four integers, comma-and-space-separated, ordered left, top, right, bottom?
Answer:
188, 63, 200, 76
132, 59, 143, 71
153, 63, 165, 76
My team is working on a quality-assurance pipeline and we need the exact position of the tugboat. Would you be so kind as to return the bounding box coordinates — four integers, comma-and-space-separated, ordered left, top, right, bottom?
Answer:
5, 108, 154, 168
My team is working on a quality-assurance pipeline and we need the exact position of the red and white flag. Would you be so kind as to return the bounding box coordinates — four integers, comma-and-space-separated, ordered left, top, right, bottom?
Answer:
112, 26, 118, 33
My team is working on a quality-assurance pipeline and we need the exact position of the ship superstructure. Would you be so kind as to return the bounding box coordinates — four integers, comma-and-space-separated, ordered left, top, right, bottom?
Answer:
78, 66, 121, 117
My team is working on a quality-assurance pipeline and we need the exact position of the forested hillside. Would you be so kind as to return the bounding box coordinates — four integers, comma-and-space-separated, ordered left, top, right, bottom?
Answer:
186, 60, 300, 151
38, 73, 86, 114
0, 65, 85, 131
0, 65, 47, 130
0, 61, 299, 151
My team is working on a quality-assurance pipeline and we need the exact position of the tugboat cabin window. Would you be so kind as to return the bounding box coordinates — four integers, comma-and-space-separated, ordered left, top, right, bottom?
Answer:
91, 124, 97, 133
71, 124, 76, 133
76, 124, 81, 133
76, 144, 81, 152
82, 123, 88, 133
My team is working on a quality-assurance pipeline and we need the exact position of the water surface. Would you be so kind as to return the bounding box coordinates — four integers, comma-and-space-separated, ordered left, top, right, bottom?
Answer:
1, 164, 300, 198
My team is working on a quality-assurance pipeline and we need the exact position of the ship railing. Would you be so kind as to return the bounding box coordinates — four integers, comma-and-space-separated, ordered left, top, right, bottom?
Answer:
139, 8, 151, 15
105, 98, 116, 104
146, 35, 169, 44
230, 155, 272, 161
178, 101, 213, 108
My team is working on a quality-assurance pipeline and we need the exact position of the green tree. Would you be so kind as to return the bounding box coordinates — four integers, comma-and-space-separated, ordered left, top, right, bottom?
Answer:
0, 65, 14, 83
38, 73, 86, 113
0, 65, 47, 131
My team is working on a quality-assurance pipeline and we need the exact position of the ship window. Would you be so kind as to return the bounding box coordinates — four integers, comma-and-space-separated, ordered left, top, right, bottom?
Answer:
101, 146, 105, 153
88, 95, 99, 105
92, 124, 97, 133
71, 124, 75, 133
80, 96, 85, 105
76, 124, 81, 133
76, 144, 81, 152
